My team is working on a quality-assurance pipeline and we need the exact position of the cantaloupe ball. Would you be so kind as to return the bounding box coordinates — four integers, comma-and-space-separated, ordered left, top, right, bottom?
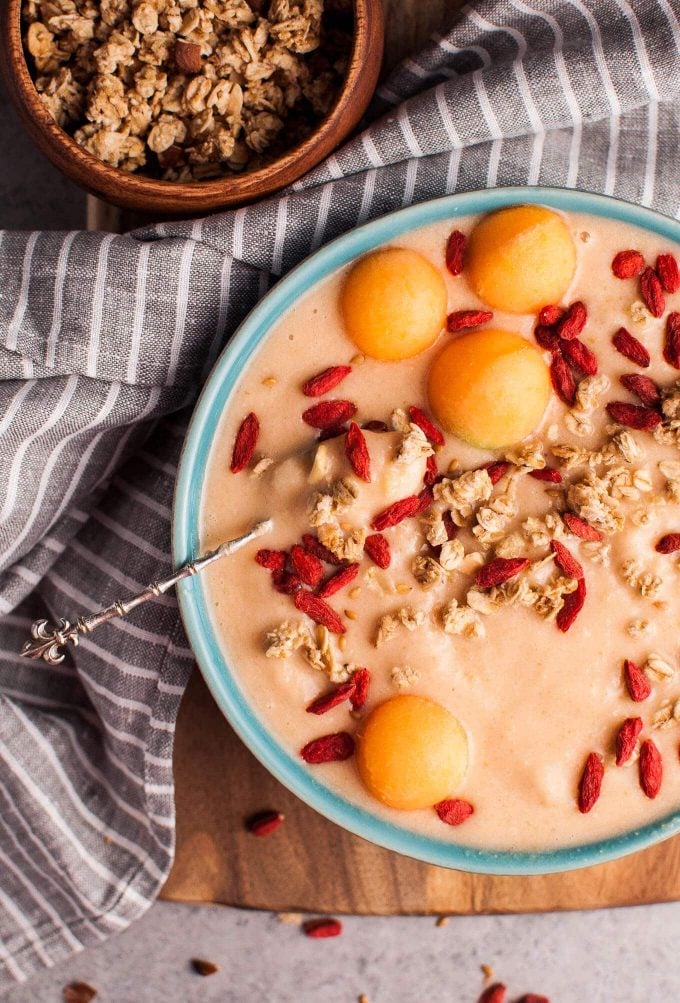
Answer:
466, 205, 576, 313
428, 328, 550, 449
356, 694, 468, 810
341, 248, 447, 360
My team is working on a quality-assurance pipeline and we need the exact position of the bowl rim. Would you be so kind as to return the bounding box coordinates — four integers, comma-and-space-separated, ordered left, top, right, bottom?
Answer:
1, 0, 383, 213
174, 185, 680, 875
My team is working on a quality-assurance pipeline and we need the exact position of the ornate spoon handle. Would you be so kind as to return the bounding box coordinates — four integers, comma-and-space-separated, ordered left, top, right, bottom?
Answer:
20, 519, 273, 665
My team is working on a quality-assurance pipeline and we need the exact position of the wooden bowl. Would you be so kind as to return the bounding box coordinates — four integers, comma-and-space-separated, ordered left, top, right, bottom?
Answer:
0, 0, 384, 215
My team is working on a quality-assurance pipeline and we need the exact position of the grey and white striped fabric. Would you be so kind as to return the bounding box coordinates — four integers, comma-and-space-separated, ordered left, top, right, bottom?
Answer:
0, 0, 678, 988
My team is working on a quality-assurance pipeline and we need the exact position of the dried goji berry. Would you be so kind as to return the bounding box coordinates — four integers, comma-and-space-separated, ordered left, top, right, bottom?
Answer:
620, 373, 661, 408
612, 327, 651, 368
302, 365, 352, 397
290, 544, 324, 588
656, 533, 680, 554
517, 995, 551, 1003
413, 486, 434, 516
317, 423, 348, 442
657, 253, 680, 293
408, 405, 445, 446
302, 917, 343, 938
372, 495, 421, 531
294, 590, 346, 634
362, 419, 389, 433
563, 512, 603, 541
306, 680, 357, 715
556, 578, 586, 632
246, 810, 284, 836
559, 337, 598, 375
538, 304, 565, 326
424, 454, 438, 487
273, 571, 303, 595
477, 984, 507, 1003
350, 668, 370, 710
442, 511, 458, 540
434, 799, 474, 826
578, 752, 604, 813
446, 309, 493, 332
664, 312, 680, 369
345, 421, 371, 481
556, 300, 587, 340
550, 539, 584, 580
483, 460, 511, 485
302, 533, 346, 566
475, 557, 529, 589
230, 412, 259, 473
534, 325, 561, 353
550, 354, 576, 405
640, 266, 665, 317
317, 563, 360, 598
615, 717, 643, 767
639, 739, 663, 798
364, 533, 391, 568
302, 399, 357, 429
63, 982, 98, 1002
529, 467, 562, 483
611, 249, 645, 279
445, 229, 466, 275
300, 733, 355, 764
255, 549, 287, 573
624, 659, 651, 702
606, 401, 661, 431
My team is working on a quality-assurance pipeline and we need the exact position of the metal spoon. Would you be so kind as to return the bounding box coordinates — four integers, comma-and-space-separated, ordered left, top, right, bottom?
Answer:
20, 519, 273, 665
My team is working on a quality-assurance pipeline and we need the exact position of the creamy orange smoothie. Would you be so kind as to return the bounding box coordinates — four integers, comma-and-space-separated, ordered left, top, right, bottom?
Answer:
201, 205, 680, 852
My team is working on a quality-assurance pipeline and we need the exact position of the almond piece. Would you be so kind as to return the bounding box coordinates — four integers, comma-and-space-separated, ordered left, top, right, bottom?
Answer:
175, 41, 202, 74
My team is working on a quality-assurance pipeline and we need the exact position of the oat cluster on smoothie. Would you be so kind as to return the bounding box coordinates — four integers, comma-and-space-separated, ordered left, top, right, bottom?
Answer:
22, 0, 351, 178
202, 203, 680, 847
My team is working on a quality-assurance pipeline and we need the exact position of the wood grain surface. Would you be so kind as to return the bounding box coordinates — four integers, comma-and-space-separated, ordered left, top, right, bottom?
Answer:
163, 669, 680, 914
382, 0, 458, 71
80, 0, 680, 915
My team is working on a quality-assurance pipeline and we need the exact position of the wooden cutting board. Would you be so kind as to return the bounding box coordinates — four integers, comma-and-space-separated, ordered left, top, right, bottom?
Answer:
161, 668, 680, 914
86, 0, 680, 915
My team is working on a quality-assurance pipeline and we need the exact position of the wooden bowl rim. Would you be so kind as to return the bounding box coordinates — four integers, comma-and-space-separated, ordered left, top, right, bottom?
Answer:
2, 0, 383, 213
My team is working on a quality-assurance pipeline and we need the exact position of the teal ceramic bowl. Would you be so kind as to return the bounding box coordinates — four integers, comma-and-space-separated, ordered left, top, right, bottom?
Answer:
174, 186, 680, 874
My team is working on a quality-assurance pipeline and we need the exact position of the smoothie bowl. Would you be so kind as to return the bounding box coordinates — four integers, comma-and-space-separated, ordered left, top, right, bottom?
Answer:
174, 187, 680, 874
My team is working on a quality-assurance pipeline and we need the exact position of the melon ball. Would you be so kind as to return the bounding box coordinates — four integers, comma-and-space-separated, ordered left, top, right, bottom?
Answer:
428, 328, 550, 449
466, 205, 576, 313
356, 694, 468, 810
340, 248, 447, 360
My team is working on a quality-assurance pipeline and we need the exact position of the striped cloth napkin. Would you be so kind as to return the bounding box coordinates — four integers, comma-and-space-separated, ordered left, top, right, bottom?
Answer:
0, 0, 678, 989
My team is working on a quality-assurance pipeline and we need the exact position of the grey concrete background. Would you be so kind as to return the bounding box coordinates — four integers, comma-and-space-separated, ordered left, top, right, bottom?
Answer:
2, 77, 680, 1003
3, 899, 680, 1002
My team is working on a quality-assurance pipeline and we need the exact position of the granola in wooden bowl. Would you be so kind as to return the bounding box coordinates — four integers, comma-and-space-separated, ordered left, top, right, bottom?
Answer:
1, 0, 382, 212
22, 0, 352, 179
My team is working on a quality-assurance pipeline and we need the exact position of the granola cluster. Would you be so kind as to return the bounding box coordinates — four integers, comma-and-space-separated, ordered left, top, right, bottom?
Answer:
23, 0, 352, 179
267, 379, 680, 686
278, 391, 679, 679
375, 606, 425, 647
654, 380, 680, 447
265, 620, 354, 682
